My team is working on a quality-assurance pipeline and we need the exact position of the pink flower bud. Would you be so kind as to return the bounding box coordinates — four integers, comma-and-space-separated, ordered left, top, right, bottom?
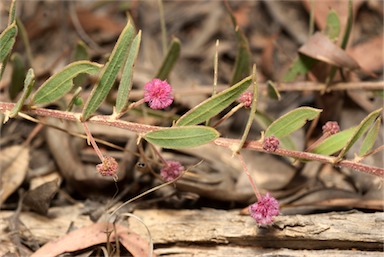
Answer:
144, 78, 174, 109
160, 160, 184, 181
238, 92, 253, 108
322, 121, 340, 135
262, 136, 280, 152
249, 192, 280, 225
96, 156, 118, 177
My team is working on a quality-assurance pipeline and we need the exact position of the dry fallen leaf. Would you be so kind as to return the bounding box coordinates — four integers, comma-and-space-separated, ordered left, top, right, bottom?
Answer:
0, 145, 30, 205
299, 32, 360, 70
31, 222, 154, 257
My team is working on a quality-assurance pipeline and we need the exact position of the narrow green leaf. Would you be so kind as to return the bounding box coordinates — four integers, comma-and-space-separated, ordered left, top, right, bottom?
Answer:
359, 117, 381, 156
254, 111, 296, 150
8, 0, 17, 25
176, 76, 252, 126
72, 41, 90, 87
283, 54, 317, 82
312, 127, 356, 155
32, 61, 102, 105
82, 20, 135, 121
341, 0, 353, 49
225, 3, 251, 85
115, 31, 141, 114
267, 80, 281, 100
144, 126, 220, 149
9, 68, 35, 118
155, 37, 181, 80
0, 23, 18, 80
234, 65, 258, 153
9, 53, 26, 100
338, 108, 382, 158
324, 9, 340, 41
265, 107, 322, 138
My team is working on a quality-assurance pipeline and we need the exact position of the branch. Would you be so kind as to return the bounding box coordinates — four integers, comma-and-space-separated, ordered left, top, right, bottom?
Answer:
1, 102, 382, 178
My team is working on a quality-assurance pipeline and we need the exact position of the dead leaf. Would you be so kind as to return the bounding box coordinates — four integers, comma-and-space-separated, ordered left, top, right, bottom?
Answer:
0, 145, 29, 205
31, 222, 154, 257
299, 32, 360, 70
348, 35, 384, 73
23, 180, 60, 215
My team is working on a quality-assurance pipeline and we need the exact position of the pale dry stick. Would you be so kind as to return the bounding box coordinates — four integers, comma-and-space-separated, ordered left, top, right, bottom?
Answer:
1, 102, 383, 178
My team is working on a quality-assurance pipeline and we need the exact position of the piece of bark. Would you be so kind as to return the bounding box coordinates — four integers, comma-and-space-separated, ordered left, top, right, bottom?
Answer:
131, 209, 384, 251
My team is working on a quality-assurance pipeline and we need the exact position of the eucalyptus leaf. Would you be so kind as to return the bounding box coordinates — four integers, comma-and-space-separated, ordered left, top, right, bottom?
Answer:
338, 108, 382, 159
265, 107, 322, 138
359, 117, 381, 156
9, 68, 35, 118
176, 76, 252, 126
144, 126, 220, 149
82, 20, 135, 121
32, 61, 102, 105
115, 31, 141, 114
324, 9, 340, 41
9, 53, 26, 100
311, 127, 356, 156
155, 37, 180, 80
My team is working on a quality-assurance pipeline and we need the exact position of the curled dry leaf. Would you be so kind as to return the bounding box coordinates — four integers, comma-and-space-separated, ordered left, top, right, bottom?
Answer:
31, 222, 154, 257
0, 145, 29, 205
299, 32, 360, 70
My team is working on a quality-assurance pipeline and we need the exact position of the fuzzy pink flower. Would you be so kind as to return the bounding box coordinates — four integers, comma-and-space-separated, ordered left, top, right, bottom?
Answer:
249, 192, 280, 225
144, 78, 174, 109
239, 92, 253, 108
322, 121, 340, 135
262, 136, 280, 152
160, 160, 184, 181
97, 156, 118, 177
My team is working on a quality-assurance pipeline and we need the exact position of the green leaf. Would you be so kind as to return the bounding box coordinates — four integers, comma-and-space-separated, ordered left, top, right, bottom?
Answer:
341, 0, 353, 50
267, 80, 281, 100
324, 9, 340, 41
0, 23, 18, 80
225, 3, 251, 85
265, 107, 322, 138
254, 111, 296, 150
338, 108, 382, 158
82, 20, 135, 121
9, 68, 35, 118
312, 127, 356, 155
144, 126, 220, 149
32, 61, 102, 105
234, 65, 258, 153
283, 54, 317, 82
8, 0, 17, 25
9, 53, 26, 100
115, 31, 141, 114
359, 117, 381, 156
155, 37, 181, 80
176, 76, 252, 126
72, 41, 90, 87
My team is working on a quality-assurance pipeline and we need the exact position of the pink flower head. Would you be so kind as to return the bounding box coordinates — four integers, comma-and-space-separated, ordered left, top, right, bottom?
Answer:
97, 156, 118, 178
144, 78, 174, 109
249, 192, 280, 225
322, 121, 340, 135
160, 160, 184, 182
262, 136, 280, 152
239, 92, 253, 108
